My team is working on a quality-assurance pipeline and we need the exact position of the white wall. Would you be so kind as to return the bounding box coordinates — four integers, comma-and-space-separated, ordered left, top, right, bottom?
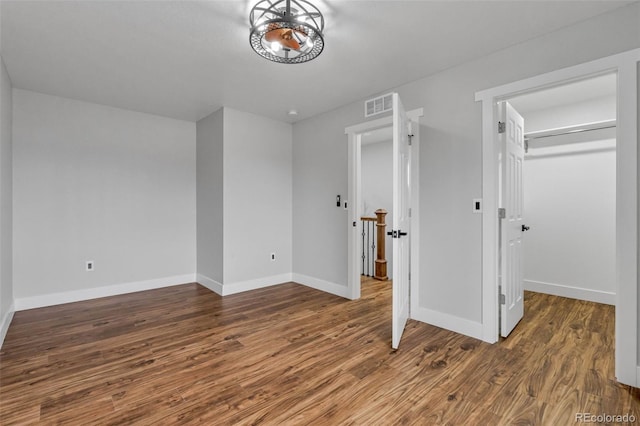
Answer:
520, 96, 616, 304
293, 106, 350, 288
223, 108, 292, 286
292, 3, 640, 335
522, 96, 616, 134
637, 59, 640, 367
362, 141, 393, 217
524, 141, 616, 303
196, 108, 224, 283
0, 55, 14, 345
12, 90, 196, 307
361, 140, 393, 274
196, 107, 293, 294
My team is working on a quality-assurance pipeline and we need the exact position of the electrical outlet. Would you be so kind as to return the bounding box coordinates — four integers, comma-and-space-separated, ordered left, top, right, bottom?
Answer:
86, 261, 94, 271
270, 253, 276, 261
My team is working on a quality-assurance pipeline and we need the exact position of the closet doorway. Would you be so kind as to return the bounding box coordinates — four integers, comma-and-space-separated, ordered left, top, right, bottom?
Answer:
510, 73, 616, 307
496, 73, 617, 338
476, 48, 640, 386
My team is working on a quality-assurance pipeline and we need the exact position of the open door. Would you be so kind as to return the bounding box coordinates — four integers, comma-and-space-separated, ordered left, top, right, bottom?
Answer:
392, 93, 411, 349
500, 101, 525, 337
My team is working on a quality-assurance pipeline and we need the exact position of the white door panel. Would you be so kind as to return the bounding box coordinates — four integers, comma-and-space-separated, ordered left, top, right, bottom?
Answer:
500, 101, 525, 337
392, 93, 411, 349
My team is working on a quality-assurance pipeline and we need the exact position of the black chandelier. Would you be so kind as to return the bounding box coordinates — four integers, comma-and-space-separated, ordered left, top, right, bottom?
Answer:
249, 0, 325, 64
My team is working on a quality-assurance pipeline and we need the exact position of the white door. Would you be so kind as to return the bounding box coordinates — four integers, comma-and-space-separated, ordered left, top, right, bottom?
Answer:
392, 93, 411, 349
500, 101, 525, 337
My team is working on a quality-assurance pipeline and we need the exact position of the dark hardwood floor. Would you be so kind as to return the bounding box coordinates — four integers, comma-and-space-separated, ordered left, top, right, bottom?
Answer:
1, 278, 638, 425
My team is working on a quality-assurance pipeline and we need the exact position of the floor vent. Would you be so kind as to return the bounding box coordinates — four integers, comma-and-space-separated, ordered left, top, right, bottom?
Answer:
365, 93, 393, 117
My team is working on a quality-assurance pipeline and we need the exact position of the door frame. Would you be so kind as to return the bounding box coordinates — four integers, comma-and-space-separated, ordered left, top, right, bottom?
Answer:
475, 48, 640, 386
345, 105, 423, 302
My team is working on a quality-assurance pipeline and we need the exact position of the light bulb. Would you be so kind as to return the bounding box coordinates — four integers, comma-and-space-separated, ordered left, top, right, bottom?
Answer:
305, 38, 314, 49
271, 41, 282, 52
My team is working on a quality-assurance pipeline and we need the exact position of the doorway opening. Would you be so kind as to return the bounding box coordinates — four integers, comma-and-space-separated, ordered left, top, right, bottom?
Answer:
476, 48, 639, 386
360, 127, 393, 281
345, 96, 423, 349
497, 73, 617, 338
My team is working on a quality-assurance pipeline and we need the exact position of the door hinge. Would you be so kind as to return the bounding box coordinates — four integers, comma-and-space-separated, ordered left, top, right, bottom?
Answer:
408, 272, 411, 282
408, 134, 413, 146
498, 121, 506, 134
498, 208, 506, 219
499, 293, 505, 305
408, 207, 412, 218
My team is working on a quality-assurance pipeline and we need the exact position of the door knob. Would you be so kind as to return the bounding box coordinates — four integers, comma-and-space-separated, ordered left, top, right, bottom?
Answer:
522, 225, 530, 232
387, 230, 407, 238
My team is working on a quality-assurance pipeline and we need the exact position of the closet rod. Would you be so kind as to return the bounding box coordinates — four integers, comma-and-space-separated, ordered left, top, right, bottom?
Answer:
524, 119, 616, 141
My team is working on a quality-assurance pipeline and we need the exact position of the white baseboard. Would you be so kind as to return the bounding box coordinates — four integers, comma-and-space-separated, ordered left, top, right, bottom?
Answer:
196, 274, 223, 295
196, 273, 292, 296
524, 279, 615, 305
0, 301, 15, 349
223, 273, 293, 296
292, 273, 350, 299
411, 306, 484, 341
14, 273, 197, 311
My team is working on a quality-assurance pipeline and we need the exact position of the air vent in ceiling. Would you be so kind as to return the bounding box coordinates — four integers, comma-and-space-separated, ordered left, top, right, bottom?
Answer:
365, 93, 393, 117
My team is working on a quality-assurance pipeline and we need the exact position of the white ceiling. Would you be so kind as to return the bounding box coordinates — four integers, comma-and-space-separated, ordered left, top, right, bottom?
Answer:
1, 1, 634, 123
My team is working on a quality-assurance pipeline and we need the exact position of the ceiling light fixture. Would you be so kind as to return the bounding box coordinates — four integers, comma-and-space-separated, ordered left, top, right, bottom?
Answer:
249, 0, 325, 64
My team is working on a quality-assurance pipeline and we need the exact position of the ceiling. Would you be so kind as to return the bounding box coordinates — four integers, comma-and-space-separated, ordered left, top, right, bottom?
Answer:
1, 1, 635, 123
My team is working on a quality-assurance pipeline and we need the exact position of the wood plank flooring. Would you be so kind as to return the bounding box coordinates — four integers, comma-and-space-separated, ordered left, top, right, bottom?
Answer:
1, 278, 638, 425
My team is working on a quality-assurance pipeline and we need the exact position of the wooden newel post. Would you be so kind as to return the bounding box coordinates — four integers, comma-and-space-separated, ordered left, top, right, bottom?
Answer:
374, 209, 388, 280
